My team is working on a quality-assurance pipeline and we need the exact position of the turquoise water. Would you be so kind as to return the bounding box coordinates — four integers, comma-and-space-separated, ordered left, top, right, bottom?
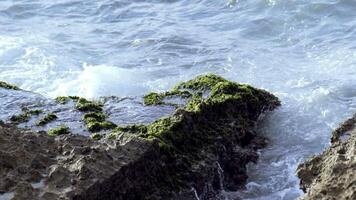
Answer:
1, 0, 356, 199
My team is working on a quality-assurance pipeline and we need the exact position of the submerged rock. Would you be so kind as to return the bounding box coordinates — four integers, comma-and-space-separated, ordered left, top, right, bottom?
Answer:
297, 115, 356, 200
0, 81, 20, 90
0, 74, 280, 199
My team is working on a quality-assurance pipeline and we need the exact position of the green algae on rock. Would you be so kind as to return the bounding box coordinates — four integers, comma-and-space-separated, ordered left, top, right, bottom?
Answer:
143, 92, 166, 105
0, 74, 281, 200
86, 121, 116, 132
83, 112, 106, 122
91, 73, 282, 198
10, 113, 31, 123
27, 109, 43, 115
83, 112, 116, 132
174, 73, 227, 91
91, 133, 104, 140
75, 98, 103, 112
48, 125, 70, 136
0, 81, 20, 90
10, 109, 43, 124
54, 96, 115, 132
56, 96, 103, 112
143, 90, 192, 106
55, 96, 80, 104
142, 73, 269, 113
37, 113, 58, 126
139, 77, 280, 154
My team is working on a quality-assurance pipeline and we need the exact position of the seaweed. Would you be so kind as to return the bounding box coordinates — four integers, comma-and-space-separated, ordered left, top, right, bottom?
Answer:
48, 125, 70, 136
55, 96, 80, 104
10, 109, 44, 124
0, 81, 20, 90
83, 112, 116, 132
75, 98, 103, 112
37, 113, 58, 126
143, 89, 193, 106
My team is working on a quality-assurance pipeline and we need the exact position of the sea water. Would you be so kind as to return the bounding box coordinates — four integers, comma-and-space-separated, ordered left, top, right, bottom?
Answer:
1, 0, 356, 199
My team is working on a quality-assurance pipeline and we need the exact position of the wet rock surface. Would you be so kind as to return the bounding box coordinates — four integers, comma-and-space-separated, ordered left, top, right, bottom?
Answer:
0, 121, 154, 199
0, 87, 175, 136
0, 74, 280, 199
297, 115, 356, 200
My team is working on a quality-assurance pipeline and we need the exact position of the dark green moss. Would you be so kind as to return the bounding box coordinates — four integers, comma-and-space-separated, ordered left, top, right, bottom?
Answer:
55, 96, 70, 104
143, 74, 230, 107
37, 113, 57, 126
10, 113, 31, 123
184, 94, 203, 112
48, 126, 70, 136
55, 96, 81, 104
173, 73, 226, 91
143, 90, 193, 106
76, 98, 103, 112
83, 112, 106, 123
143, 92, 165, 105
83, 112, 116, 132
0, 81, 20, 90
91, 133, 104, 140
68, 96, 80, 100
115, 124, 148, 134
87, 121, 116, 132
108, 124, 148, 139
27, 109, 43, 115
10, 109, 44, 124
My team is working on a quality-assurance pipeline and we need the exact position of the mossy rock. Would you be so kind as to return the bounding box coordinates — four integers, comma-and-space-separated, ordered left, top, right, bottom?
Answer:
48, 126, 70, 136
10, 109, 43, 124
143, 92, 165, 105
109, 124, 148, 139
37, 113, 58, 126
75, 98, 103, 112
122, 74, 281, 153
55, 96, 80, 104
83, 112, 116, 132
108, 74, 281, 196
173, 73, 227, 91
48, 74, 280, 199
10, 113, 31, 124
83, 112, 106, 123
143, 90, 192, 106
0, 81, 20, 90
87, 121, 117, 132
91, 133, 104, 140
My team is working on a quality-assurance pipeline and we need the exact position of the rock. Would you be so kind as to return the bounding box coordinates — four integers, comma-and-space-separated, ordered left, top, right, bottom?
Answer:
297, 114, 356, 200
0, 122, 154, 199
0, 74, 280, 199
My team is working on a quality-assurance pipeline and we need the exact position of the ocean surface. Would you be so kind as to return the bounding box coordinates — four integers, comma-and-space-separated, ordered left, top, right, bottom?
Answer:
1, 0, 356, 199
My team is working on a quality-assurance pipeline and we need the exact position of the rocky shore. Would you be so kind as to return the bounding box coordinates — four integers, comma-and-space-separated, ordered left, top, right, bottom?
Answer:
297, 115, 356, 200
0, 74, 280, 200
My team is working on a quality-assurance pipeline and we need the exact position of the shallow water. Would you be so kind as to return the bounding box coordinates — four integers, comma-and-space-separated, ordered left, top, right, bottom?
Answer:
1, 0, 356, 199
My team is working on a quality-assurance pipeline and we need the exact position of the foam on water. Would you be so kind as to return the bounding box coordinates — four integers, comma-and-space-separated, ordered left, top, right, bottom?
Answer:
1, 0, 356, 199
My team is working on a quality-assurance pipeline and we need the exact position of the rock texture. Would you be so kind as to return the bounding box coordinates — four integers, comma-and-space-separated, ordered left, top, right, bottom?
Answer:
0, 74, 280, 200
0, 121, 155, 199
297, 115, 356, 200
